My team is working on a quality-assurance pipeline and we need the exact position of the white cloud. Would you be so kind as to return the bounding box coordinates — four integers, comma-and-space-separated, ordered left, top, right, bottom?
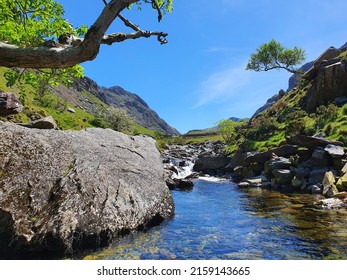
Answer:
193, 64, 251, 108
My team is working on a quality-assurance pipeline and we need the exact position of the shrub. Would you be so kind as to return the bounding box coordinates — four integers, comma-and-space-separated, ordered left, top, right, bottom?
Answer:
103, 107, 133, 132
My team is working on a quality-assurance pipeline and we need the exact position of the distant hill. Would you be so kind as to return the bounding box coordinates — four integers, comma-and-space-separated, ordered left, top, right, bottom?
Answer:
50, 76, 180, 136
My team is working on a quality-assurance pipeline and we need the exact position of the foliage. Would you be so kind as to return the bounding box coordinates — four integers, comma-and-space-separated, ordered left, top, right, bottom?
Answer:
0, 0, 87, 100
103, 107, 134, 132
246, 39, 306, 74
315, 104, 339, 128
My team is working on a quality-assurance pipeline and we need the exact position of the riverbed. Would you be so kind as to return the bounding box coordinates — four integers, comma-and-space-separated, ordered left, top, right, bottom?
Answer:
83, 179, 347, 260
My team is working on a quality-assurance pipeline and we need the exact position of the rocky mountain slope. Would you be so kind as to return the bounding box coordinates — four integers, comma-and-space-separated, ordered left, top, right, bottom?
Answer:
50, 76, 180, 136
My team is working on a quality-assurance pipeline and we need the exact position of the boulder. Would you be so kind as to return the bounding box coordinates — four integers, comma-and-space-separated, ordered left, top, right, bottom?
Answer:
336, 173, 347, 192
272, 169, 294, 185
0, 122, 174, 259
324, 144, 345, 158
243, 145, 298, 165
322, 171, 338, 197
193, 156, 230, 174
308, 185, 322, 194
264, 157, 292, 176
286, 135, 343, 149
309, 148, 330, 167
0, 91, 23, 116
308, 168, 330, 185
244, 175, 269, 187
20, 116, 58, 130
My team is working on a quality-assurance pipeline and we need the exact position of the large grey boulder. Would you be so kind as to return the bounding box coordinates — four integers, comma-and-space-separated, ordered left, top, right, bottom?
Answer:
0, 122, 173, 259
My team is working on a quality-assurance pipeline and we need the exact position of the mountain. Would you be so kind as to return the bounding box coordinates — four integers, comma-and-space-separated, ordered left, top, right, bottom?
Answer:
50, 76, 180, 136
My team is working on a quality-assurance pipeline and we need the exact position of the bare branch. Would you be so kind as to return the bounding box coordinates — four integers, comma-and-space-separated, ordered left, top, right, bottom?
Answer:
102, 0, 108, 5
118, 14, 141, 31
102, 30, 168, 45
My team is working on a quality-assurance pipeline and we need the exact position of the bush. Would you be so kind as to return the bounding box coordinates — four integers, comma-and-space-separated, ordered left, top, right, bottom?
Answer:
103, 107, 133, 132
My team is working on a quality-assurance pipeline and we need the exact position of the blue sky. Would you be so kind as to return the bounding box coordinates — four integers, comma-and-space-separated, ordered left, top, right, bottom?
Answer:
57, 0, 347, 133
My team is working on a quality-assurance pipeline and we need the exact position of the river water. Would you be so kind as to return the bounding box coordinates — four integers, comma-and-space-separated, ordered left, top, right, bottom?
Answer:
84, 179, 347, 260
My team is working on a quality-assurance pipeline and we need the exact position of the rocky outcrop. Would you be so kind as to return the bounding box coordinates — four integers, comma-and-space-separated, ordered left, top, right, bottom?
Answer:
19, 116, 58, 130
0, 122, 173, 259
304, 59, 347, 112
0, 91, 23, 116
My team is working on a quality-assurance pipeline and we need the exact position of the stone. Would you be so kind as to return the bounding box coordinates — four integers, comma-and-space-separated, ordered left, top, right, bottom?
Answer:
0, 122, 174, 258
238, 182, 250, 188
308, 185, 322, 194
308, 168, 330, 185
264, 157, 292, 176
193, 156, 230, 174
286, 135, 343, 149
322, 171, 338, 197
20, 116, 58, 130
0, 91, 23, 116
291, 176, 305, 188
333, 192, 347, 199
319, 198, 346, 210
324, 144, 345, 158
233, 166, 244, 177
245, 175, 269, 187
310, 148, 329, 167
272, 169, 294, 185
341, 162, 347, 174
174, 179, 194, 190
336, 173, 347, 192
67, 107, 76, 113
243, 145, 298, 165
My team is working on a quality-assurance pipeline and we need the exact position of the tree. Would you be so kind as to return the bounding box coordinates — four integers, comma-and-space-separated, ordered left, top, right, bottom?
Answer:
246, 39, 306, 74
0, 0, 173, 69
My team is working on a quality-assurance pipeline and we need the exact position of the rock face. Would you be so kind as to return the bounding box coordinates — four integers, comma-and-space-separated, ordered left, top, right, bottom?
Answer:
0, 122, 174, 259
0, 91, 23, 116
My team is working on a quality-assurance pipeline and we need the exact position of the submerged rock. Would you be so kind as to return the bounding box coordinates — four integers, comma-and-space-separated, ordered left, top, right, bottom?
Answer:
0, 122, 174, 259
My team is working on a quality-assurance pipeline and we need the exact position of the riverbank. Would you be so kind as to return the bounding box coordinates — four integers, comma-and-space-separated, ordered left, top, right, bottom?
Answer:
161, 137, 347, 210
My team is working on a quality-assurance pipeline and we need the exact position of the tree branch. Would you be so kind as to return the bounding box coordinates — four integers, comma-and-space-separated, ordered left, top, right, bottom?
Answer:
0, 0, 167, 69
102, 30, 168, 45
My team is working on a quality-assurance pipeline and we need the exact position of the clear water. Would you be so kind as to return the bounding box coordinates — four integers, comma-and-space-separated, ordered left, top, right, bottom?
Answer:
84, 180, 347, 260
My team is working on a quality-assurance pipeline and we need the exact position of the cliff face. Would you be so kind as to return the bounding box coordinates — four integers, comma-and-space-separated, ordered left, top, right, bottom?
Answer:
50, 76, 180, 136
0, 121, 174, 259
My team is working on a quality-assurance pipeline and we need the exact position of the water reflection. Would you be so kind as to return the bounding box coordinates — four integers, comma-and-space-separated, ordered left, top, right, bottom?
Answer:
83, 180, 347, 260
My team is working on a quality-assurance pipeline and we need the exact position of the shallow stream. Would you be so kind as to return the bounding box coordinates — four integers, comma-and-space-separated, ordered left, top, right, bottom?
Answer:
84, 179, 347, 260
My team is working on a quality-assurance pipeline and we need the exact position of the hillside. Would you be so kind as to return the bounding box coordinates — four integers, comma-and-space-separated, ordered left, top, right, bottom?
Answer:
0, 69, 180, 136
234, 44, 347, 153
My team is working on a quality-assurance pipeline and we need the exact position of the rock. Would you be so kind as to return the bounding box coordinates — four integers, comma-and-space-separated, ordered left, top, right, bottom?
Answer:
322, 171, 338, 197
245, 175, 269, 187
0, 91, 23, 116
333, 192, 347, 199
294, 167, 310, 179
319, 198, 346, 209
304, 59, 347, 112
286, 135, 343, 149
272, 169, 294, 185
324, 144, 345, 158
67, 107, 76, 113
174, 179, 194, 190
193, 156, 230, 175
238, 182, 250, 188
20, 116, 58, 130
308, 168, 330, 185
310, 148, 329, 167
264, 157, 292, 176
233, 166, 244, 177
244, 145, 298, 165
0, 122, 174, 258
341, 162, 347, 174
308, 185, 322, 194
291, 176, 305, 188
336, 173, 347, 192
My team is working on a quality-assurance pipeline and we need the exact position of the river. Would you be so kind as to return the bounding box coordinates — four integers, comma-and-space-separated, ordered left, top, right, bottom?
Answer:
83, 179, 347, 260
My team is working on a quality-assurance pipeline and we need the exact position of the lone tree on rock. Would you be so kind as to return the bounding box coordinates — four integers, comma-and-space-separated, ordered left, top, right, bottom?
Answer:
0, 0, 173, 69
246, 39, 306, 74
